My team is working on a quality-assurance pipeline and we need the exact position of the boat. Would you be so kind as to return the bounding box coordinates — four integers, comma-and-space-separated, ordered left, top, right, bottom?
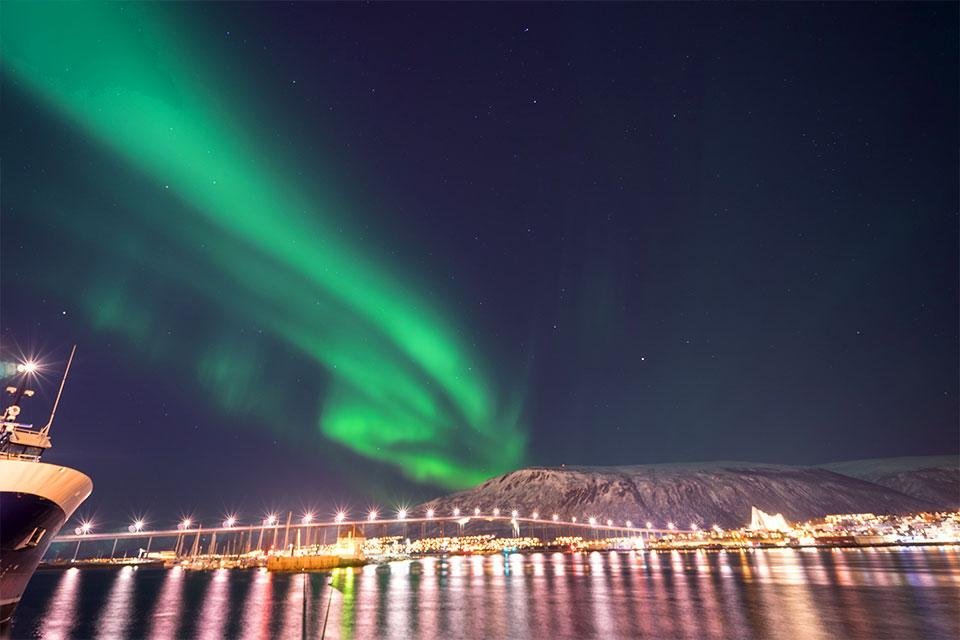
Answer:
0, 347, 92, 624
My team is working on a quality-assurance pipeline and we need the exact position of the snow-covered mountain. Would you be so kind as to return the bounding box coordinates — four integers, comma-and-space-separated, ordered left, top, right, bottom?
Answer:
418, 461, 941, 529
820, 455, 959, 508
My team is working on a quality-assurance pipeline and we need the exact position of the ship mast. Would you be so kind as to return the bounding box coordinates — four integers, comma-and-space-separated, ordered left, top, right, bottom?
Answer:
41, 344, 76, 436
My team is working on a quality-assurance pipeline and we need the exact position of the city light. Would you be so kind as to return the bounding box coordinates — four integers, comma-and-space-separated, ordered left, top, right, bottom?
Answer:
368, 510, 378, 521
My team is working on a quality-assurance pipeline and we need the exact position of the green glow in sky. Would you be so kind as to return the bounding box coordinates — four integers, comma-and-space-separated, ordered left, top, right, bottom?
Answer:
2, 2, 525, 487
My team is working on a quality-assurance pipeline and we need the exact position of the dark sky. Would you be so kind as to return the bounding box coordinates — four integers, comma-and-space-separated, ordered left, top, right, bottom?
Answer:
2, 2, 957, 527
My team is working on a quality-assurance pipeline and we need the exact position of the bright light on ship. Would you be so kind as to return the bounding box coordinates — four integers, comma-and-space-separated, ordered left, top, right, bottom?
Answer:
17, 360, 38, 374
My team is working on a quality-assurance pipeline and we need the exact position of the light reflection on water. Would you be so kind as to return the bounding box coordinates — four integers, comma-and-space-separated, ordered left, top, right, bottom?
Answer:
8, 546, 960, 639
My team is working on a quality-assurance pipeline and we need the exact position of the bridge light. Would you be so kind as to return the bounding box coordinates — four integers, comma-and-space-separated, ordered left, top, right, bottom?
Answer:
511, 510, 519, 519
552, 514, 559, 522
667, 522, 675, 530
589, 517, 597, 527
368, 510, 378, 521
302, 512, 314, 525
335, 511, 346, 524
571, 516, 577, 523
79, 521, 92, 535
645, 521, 653, 529
452, 508, 460, 517
606, 519, 613, 527
474, 508, 481, 516
266, 514, 278, 526
130, 519, 145, 533
180, 518, 192, 530
690, 523, 698, 532
397, 509, 407, 521
626, 520, 633, 528
531, 512, 539, 520
492, 508, 500, 517
224, 516, 237, 528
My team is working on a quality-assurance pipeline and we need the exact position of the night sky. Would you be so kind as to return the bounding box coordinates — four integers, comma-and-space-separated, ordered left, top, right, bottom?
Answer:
2, 2, 957, 527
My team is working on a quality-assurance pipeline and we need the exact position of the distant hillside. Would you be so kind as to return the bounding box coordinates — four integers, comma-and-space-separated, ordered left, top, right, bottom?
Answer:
820, 456, 959, 508
419, 462, 938, 529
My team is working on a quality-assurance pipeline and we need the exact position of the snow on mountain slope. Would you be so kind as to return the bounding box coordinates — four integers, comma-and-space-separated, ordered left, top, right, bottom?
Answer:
820, 456, 959, 508
418, 461, 940, 529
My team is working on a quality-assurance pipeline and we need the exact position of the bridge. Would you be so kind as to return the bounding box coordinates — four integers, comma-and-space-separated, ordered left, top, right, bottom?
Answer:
52, 512, 678, 559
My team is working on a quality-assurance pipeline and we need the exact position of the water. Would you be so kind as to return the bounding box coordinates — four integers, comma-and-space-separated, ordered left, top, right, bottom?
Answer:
6, 547, 959, 639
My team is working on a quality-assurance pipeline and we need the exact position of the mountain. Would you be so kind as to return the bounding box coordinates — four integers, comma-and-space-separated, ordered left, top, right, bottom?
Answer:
418, 461, 941, 530
819, 456, 959, 508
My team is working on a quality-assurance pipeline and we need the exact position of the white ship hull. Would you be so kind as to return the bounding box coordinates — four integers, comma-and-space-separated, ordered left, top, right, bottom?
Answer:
0, 459, 92, 623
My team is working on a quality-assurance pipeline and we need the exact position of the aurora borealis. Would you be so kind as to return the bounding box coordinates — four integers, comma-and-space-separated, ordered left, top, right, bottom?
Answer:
1, 2, 957, 520
2, 2, 523, 488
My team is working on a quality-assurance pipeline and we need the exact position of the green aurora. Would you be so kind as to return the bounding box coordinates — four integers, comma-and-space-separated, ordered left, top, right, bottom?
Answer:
2, 2, 525, 488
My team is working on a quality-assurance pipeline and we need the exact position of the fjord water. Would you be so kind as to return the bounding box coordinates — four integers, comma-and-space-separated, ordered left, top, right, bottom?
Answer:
8, 547, 959, 639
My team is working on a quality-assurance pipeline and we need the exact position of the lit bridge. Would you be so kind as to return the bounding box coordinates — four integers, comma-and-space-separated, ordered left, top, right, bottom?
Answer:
52, 513, 676, 558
